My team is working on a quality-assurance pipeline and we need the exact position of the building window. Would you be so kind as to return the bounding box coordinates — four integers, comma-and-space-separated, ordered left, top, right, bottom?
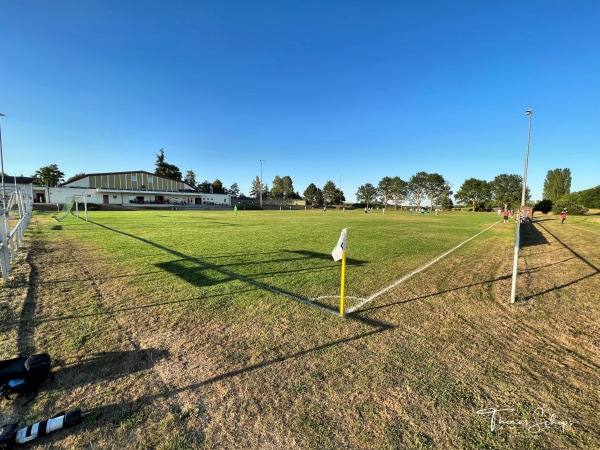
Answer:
148, 176, 153, 183
113, 195, 117, 199
132, 175, 138, 182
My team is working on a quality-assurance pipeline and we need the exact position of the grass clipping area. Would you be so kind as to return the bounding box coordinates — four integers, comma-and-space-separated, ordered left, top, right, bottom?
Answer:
1, 209, 598, 449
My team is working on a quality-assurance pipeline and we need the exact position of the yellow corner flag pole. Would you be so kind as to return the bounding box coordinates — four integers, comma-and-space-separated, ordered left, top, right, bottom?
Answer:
332, 228, 348, 317
340, 250, 346, 317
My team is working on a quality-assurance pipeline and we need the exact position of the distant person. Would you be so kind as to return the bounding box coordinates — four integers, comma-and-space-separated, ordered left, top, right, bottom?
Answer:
503, 209, 509, 223
364, 207, 368, 214
234, 205, 238, 216
323, 206, 327, 214
561, 209, 567, 224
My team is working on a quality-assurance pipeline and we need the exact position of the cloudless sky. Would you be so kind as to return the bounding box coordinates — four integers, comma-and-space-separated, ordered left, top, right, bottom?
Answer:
1, 0, 598, 202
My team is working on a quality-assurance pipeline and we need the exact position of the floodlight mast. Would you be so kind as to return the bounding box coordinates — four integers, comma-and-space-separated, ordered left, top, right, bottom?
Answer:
511, 109, 533, 304
521, 110, 533, 206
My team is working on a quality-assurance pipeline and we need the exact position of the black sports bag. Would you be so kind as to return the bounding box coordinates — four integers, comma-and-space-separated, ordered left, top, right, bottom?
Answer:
0, 354, 51, 399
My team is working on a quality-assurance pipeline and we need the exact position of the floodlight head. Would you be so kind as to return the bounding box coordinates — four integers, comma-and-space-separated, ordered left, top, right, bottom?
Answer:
525, 109, 532, 115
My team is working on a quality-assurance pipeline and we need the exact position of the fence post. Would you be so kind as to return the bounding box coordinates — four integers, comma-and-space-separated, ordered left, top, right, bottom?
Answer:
0, 210, 9, 281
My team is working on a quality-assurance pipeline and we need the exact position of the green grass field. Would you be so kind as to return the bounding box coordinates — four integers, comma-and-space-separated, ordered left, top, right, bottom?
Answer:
1, 208, 598, 449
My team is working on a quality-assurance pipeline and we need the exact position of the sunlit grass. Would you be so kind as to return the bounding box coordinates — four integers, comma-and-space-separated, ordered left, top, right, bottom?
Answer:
1, 209, 597, 449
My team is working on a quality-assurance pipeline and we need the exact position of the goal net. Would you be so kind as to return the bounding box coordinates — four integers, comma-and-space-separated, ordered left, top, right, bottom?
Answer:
55, 199, 75, 222
54, 196, 88, 222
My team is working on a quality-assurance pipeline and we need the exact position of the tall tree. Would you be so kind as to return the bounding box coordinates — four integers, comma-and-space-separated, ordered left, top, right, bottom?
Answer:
408, 171, 428, 208
543, 168, 571, 202
303, 183, 323, 205
322, 181, 338, 205
250, 176, 262, 198
455, 178, 490, 212
229, 183, 240, 198
356, 183, 377, 208
249, 178, 269, 199
281, 176, 294, 201
390, 176, 408, 210
271, 176, 284, 202
197, 180, 212, 193
32, 164, 64, 186
333, 188, 345, 205
212, 179, 224, 194
154, 148, 182, 180
377, 176, 395, 208
425, 173, 449, 207
184, 169, 197, 189
491, 174, 528, 211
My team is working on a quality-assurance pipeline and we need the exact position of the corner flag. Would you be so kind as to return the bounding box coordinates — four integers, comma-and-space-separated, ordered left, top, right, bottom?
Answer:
332, 228, 348, 317
331, 228, 347, 261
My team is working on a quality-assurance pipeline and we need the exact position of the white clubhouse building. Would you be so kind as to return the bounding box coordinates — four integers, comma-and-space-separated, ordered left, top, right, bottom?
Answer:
14, 171, 231, 207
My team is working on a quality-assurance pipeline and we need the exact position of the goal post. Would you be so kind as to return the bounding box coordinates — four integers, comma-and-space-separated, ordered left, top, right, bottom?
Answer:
73, 195, 88, 222
55, 196, 88, 222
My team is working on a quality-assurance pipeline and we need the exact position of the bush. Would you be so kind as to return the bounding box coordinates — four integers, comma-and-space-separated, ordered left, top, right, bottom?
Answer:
534, 199, 553, 213
552, 194, 588, 215
577, 185, 600, 208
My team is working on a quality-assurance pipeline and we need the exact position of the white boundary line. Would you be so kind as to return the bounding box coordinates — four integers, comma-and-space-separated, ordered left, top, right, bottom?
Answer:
347, 221, 501, 313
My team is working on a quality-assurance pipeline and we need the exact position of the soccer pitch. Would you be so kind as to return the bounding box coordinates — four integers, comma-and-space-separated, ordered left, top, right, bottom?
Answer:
65, 208, 503, 314
3, 208, 599, 448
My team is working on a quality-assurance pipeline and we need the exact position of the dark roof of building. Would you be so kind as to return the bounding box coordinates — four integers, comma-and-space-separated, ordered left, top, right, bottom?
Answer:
62, 171, 195, 190
8, 175, 35, 184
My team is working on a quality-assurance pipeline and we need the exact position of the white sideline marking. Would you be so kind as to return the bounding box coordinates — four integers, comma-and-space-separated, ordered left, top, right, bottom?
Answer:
347, 221, 501, 313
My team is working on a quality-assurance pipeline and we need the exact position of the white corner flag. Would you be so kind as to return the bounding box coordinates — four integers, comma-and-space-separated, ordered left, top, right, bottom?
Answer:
332, 228, 347, 261
332, 228, 348, 317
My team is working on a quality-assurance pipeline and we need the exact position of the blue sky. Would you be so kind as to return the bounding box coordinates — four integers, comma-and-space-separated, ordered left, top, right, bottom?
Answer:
1, 0, 598, 202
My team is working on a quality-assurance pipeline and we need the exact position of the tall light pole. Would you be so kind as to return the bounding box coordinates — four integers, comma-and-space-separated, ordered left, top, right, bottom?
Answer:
259, 159, 264, 209
521, 109, 532, 206
0, 113, 5, 211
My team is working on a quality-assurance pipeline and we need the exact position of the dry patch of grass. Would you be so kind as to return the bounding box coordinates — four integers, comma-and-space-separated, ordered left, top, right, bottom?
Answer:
1, 210, 598, 449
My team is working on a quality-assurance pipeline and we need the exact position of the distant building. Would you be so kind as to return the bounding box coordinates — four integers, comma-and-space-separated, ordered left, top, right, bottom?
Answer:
20, 171, 231, 207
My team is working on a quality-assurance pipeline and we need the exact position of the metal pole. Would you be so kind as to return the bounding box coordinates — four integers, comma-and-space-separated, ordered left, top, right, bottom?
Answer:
510, 221, 520, 303
259, 159, 264, 209
521, 110, 532, 206
511, 110, 532, 303
0, 113, 6, 211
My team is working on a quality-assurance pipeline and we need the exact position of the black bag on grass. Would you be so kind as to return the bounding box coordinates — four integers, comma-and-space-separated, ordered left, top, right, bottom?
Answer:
0, 354, 51, 400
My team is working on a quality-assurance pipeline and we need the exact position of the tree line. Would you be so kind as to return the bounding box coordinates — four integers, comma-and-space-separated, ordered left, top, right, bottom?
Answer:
25, 150, 596, 214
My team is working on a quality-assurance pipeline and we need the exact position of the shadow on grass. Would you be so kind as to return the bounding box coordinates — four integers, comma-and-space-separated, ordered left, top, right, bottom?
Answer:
52, 348, 169, 389
81, 312, 394, 433
522, 222, 599, 301
520, 221, 550, 247
356, 274, 513, 313
284, 249, 367, 266
30, 289, 259, 325
87, 221, 353, 315
156, 260, 229, 287
17, 247, 42, 355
